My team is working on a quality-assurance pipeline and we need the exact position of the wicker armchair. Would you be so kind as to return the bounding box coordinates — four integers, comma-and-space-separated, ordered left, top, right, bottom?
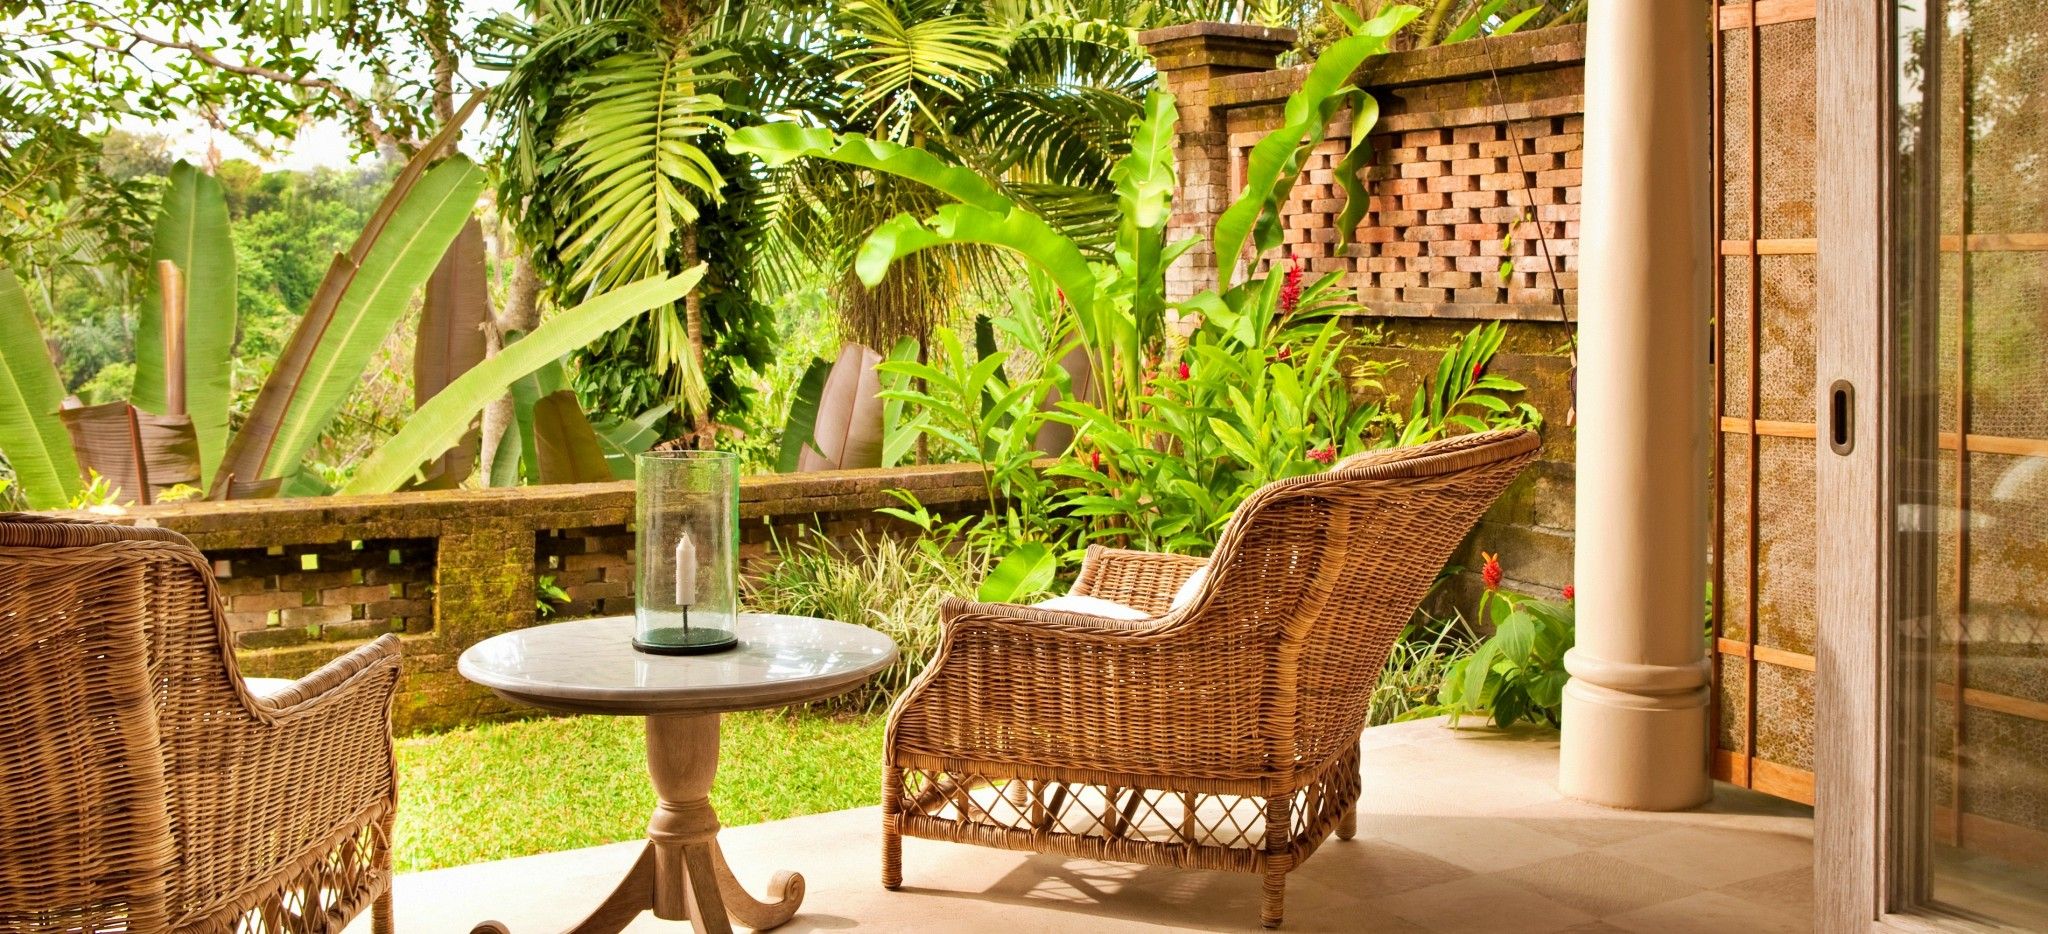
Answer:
0, 514, 401, 933
882, 428, 1540, 928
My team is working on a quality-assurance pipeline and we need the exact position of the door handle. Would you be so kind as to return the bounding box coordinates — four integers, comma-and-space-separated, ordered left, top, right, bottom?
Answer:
1829, 379, 1855, 455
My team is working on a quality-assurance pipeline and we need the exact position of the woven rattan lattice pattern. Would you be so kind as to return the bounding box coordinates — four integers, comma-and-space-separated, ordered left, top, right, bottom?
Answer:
1754, 663, 1815, 773
1718, 26, 1752, 239
1757, 21, 1816, 239
882, 430, 1539, 929
0, 514, 398, 934
1757, 255, 1816, 424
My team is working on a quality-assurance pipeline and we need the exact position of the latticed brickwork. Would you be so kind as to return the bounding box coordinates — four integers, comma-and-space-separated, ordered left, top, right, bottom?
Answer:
1347, 120, 1580, 315
535, 525, 634, 619
1156, 23, 1586, 324
1214, 117, 1583, 320
214, 540, 434, 649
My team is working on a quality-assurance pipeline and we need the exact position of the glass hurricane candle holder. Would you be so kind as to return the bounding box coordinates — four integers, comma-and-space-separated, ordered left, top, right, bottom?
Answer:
633, 450, 740, 655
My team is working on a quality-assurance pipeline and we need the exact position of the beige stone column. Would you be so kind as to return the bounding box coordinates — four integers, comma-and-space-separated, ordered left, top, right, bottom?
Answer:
1556, 0, 1713, 810
1136, 23, 1294, 303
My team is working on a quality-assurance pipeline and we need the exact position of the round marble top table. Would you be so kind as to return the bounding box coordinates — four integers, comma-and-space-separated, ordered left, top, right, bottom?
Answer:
459, 614, 897, 934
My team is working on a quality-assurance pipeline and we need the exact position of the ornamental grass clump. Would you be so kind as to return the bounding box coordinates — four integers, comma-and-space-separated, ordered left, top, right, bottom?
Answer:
743, 532, 984, 713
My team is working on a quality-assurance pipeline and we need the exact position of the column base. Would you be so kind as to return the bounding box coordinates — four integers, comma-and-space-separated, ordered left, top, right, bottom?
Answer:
1558, 676, 1712, 811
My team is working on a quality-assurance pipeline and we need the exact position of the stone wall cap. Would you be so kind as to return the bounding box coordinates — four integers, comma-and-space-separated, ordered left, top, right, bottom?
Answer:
1136, 21, 1297, 49
1205, 23, 1586, 106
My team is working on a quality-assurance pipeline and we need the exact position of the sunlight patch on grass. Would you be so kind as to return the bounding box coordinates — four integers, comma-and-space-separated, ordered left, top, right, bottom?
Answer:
393, 710, 884, 872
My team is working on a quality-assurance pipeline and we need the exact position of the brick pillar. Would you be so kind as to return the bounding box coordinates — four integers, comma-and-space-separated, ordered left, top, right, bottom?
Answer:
1137, 23, 1296, 302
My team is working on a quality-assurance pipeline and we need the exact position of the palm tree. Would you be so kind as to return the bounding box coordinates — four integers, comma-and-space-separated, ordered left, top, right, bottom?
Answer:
486, 1, 1326, 391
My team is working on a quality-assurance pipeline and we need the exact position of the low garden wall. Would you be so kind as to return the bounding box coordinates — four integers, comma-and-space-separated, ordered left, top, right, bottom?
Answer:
74, 463, 991, 733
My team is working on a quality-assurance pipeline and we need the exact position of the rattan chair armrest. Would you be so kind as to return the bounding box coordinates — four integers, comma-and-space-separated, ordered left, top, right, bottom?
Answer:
1067, 546, 1209, 615
248, 634, 402, 717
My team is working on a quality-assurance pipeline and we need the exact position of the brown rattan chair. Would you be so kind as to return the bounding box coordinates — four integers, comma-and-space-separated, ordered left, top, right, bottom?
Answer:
0, 514, 401, 933
881, 428, 1540, 928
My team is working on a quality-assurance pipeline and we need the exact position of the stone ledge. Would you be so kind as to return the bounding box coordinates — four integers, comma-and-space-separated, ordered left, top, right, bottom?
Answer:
1204, 24, 1586, 108
53, 461, 993, 548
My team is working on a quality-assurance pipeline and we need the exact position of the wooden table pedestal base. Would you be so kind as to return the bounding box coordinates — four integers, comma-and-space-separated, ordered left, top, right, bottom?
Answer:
473, 715, 804, 934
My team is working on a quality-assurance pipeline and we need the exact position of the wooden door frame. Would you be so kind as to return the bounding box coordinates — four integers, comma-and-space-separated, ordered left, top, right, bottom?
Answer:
1813, 0, 1892, 929
1815, 3, 1994, 930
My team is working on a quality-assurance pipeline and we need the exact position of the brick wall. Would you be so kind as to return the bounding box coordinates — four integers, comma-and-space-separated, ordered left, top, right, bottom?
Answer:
1140, 24, 1587, 604
78, 463, 990, 733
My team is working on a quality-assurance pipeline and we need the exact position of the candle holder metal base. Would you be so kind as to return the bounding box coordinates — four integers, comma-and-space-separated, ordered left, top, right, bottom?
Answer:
632, 627, 740, 656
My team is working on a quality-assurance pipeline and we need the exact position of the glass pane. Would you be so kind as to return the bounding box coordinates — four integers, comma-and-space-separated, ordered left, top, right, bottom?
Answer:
1893, 1, 2048, 926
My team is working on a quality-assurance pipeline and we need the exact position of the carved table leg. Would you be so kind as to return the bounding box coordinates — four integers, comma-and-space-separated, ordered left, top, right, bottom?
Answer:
473, 713, 804, 934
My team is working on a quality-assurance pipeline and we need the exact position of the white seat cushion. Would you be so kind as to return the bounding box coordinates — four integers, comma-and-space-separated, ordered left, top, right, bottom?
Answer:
1031, 594, 1150, 621
243, 677, 295, 698
1169, 566, 1210, 611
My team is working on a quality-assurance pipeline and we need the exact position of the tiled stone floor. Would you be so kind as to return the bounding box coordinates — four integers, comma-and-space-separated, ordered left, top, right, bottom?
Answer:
355, 718, 1815, 933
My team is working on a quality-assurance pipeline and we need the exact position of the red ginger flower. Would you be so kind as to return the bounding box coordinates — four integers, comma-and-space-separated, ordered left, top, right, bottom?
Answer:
1177, 361, 1190, 380
1279, 259, 1303, 315
1089, 450, 1103, 472
1481, 551, 1503, 591
1306, 444, 1336, 464
1562, 584, 1575, 601
1472, 361, 1486, 382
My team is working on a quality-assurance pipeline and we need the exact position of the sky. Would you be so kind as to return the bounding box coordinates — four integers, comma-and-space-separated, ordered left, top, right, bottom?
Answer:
139, 0, 521, 171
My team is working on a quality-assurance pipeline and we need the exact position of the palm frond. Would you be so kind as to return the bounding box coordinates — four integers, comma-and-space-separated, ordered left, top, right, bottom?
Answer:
554, 46, 732, 294
834, 0, 1012, 141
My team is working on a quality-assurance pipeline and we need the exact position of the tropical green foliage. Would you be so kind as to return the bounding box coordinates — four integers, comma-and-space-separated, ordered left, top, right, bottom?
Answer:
219, 153, 485, 493
1370, 621, 1479, 727
0, 268, 83, 507
1403, 585, 1575, 729
481, 1, 773, 433
734, 4, 1537, 572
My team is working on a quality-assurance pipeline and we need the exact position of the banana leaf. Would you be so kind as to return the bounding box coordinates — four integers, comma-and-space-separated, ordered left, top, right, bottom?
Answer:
795, 342, 884, 472
773, 356, 834, 473
59, 402, 201, 506
1033, 343, 1096, 456
213, 92, 485, 497
592, 402, 674, 478
487, 417, 524, 488
878, 336, 922, 468
339, 267, 703, 495
509, 370, 543, 485
727, 124, 1014, 212
409, 217, 491, 489
533, 390, 612, 484
0, 267, 81, 506
135, 162, 236, 488
1210, 6, 1416, 292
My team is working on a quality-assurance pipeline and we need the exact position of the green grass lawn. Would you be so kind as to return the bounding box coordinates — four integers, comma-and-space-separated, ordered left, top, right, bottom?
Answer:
394, 710, 885, 872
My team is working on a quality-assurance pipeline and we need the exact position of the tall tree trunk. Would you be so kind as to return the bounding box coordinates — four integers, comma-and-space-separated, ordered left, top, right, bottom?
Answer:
481, 254, 541, 480
679, 225, 708, 434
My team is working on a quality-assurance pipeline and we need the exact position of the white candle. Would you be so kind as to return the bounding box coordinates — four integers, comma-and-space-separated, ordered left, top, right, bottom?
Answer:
673, 531, 697, 607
